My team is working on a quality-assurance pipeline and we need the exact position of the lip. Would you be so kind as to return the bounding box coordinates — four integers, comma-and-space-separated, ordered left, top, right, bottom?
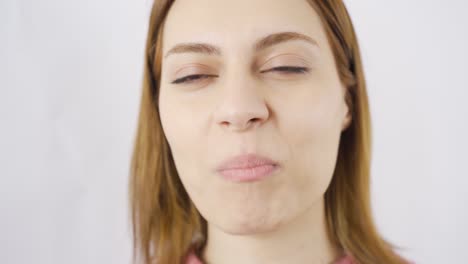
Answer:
216, 153, 280, 182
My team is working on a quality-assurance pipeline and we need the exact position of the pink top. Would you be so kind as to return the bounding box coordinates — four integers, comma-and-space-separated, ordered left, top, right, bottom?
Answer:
185, 252, 355, 264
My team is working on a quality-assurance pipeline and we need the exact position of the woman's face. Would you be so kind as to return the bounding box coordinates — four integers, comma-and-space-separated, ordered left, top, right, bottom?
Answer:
159, 0, 351, 235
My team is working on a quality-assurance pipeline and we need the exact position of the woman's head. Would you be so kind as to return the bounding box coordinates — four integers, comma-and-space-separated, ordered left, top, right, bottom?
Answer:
130, 0, 404, 263
159, 0, 351, 236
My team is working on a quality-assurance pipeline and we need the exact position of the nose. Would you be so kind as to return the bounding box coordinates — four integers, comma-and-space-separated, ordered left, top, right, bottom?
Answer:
213, 76, 270, 132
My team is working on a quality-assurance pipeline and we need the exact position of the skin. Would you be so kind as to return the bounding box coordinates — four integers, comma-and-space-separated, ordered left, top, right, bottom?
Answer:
158, 0, 352, 263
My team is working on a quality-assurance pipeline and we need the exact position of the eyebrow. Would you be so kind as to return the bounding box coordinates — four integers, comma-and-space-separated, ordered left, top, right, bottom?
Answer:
164, 31, 319, 58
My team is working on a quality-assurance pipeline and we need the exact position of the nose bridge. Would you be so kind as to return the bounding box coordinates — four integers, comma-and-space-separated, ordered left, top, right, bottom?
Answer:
224, 62, 257, 102
213, 62, 269, 131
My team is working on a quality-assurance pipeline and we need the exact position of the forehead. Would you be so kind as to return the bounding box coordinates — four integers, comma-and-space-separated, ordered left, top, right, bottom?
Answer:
162, 0, 326, 52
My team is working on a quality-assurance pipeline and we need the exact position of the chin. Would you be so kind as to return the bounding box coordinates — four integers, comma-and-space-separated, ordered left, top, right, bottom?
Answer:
214, 211, 287, 236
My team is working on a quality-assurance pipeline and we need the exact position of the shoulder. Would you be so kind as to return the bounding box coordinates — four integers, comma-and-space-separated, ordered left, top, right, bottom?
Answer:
184, 251, 203, 264
184, 251, 414, 264
334, 253, 414, 264
333, 254, 355, 264
185, 252, 355, 264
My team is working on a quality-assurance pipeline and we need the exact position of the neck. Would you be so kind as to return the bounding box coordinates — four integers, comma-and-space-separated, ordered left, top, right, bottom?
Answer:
202, 198, 343, 264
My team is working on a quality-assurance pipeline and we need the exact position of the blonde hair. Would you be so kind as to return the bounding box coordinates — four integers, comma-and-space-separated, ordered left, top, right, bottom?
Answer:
129, 1, 407, 263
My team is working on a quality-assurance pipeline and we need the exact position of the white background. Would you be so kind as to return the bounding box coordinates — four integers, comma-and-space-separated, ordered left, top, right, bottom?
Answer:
1, 0, 467, 263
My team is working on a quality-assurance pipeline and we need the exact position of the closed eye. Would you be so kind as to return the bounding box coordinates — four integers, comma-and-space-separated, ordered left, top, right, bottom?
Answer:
171, 66, 309, 84
171, 74, 218, 84
260, 66, 310, 74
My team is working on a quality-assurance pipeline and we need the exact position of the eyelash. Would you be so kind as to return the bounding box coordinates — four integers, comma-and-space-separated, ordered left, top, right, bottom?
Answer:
171, 66, 309, 84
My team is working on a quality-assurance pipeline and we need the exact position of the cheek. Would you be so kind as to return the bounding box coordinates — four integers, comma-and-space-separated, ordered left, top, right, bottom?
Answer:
158, 92, 206, 179
159, 86, 210, 147
158, 90, 223, 207
159, 98, 186, 152
276, 83, 344, 192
